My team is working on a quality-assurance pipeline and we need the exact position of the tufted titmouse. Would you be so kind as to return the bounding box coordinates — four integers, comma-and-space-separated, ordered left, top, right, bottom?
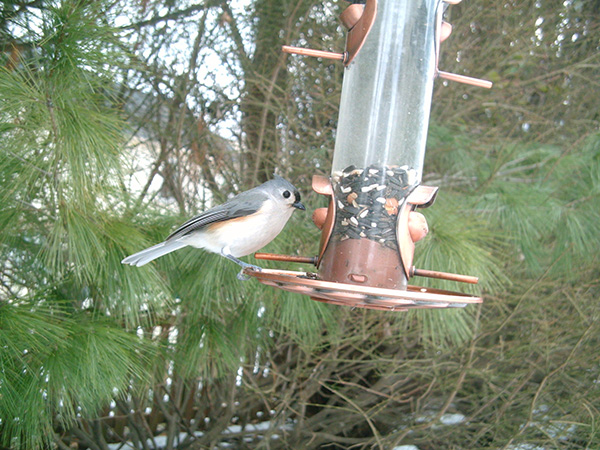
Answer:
122, 175, 305, 279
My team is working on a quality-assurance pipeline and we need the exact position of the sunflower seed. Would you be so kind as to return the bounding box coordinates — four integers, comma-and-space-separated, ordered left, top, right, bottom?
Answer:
361, 184, 378, 193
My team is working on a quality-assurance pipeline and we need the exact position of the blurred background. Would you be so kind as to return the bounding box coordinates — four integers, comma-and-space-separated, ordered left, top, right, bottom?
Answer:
0, 0, 598, 448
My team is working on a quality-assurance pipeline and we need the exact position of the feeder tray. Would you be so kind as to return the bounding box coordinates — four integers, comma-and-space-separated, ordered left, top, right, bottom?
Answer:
243, 267, 481, 311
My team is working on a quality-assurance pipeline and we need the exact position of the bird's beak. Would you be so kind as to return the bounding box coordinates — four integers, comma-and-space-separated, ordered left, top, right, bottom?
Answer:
293, 201, 305, 211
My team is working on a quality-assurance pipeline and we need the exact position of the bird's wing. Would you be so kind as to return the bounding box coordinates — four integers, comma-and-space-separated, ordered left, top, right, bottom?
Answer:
166, 190, 267, 241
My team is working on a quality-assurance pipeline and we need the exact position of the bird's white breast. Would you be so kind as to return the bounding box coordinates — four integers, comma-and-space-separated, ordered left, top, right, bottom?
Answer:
180, 201, 294, 257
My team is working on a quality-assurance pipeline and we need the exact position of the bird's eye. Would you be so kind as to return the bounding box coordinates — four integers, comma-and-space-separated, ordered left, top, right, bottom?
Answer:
282, 190, 291, 199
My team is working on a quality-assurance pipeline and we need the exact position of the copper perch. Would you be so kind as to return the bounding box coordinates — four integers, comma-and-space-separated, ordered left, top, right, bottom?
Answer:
255, 253, 478, 285
437, 71, 493, 89
410, 266, 479, 284
254, 252, 318, 266
282, 45, 346, 62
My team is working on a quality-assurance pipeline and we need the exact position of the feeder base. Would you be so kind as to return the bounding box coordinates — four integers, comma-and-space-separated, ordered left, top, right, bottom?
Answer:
319, 238, 407, 290
243, 268, 481, 311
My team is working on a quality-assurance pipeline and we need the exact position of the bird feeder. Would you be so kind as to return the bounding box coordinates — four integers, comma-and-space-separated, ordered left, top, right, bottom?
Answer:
245, 0, 492, 311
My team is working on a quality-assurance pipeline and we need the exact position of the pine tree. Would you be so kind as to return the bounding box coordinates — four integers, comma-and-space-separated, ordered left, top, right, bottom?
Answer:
0, 1, 166, 447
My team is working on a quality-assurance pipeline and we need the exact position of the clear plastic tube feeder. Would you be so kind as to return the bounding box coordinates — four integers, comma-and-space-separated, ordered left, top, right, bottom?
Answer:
248, 0, 489, 310
319, 0, 437, 290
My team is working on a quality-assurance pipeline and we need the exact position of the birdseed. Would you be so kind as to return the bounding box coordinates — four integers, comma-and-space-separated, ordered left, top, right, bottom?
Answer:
331, 164, 417, 250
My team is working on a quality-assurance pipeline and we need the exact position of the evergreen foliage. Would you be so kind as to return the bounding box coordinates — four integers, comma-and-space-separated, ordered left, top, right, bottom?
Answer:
0, 1, 165, 446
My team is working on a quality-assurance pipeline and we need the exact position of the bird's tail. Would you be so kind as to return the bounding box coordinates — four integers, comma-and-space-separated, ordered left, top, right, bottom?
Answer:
121, 240, 187, 267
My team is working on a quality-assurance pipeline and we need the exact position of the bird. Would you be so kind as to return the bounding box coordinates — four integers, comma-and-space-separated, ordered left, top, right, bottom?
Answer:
122, 175, 305, 280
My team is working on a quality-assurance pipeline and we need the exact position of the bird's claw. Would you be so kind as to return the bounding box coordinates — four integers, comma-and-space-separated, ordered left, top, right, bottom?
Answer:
237, 264, 262, 281
237, 271, 251, 281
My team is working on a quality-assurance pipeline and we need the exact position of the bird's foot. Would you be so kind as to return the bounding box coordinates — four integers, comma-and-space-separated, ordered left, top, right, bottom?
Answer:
237, 264, 262, 281
221, 247, 263, 281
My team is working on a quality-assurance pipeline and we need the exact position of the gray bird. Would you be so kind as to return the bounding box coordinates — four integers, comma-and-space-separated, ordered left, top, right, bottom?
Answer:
122, 175, 305, 279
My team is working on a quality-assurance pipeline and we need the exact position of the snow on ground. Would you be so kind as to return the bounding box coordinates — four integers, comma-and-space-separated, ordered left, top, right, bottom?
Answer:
107, 420, 293, 449
107, 406, 576, 450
